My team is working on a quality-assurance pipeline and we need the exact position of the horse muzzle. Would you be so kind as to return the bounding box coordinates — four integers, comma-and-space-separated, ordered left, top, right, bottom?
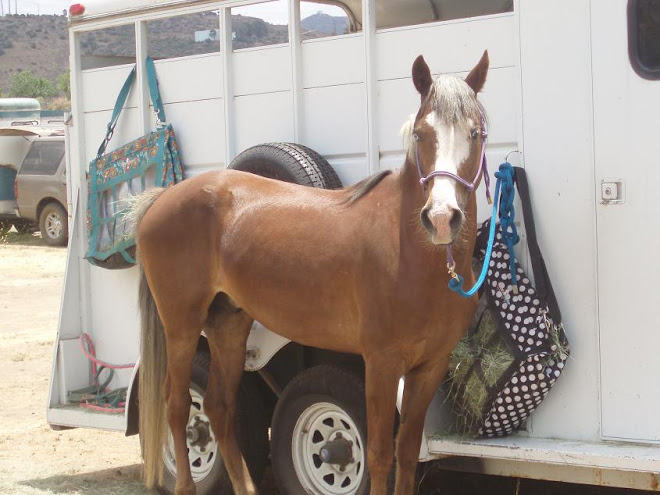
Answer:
420, 204, 464, 245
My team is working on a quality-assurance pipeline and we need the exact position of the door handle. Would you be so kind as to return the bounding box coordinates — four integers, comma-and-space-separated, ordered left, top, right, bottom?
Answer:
600, 179, 625, 205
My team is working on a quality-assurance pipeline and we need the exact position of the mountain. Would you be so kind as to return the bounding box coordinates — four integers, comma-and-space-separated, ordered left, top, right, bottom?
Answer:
301, 12, 349, 37
0, 12, 348, 101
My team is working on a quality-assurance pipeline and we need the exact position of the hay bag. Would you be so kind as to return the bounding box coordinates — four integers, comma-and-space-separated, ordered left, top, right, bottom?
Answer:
446, 167, 570, 437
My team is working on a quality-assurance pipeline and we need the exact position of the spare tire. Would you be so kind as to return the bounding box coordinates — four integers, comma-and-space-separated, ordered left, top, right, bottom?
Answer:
228, 143, 342, 190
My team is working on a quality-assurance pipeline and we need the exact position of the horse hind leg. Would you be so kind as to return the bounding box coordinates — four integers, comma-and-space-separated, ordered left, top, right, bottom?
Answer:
161, 312, 205, 495
203, 293, 259, 495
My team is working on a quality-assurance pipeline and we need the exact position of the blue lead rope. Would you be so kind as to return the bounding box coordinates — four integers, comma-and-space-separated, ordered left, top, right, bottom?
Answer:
448, 162, 517, 298
496, 163, 519, 286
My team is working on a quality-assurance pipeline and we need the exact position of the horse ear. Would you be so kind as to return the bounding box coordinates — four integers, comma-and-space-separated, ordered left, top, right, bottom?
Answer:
465, 50, 489, 94
412, 55, 433, 99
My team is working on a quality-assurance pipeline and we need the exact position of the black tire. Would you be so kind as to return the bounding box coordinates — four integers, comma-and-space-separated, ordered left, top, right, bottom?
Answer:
229, 143, 343, 190
155, 353, 269, 495
271, 365, 370, 495
39, 202, 68, 247
290, 143, 343, 189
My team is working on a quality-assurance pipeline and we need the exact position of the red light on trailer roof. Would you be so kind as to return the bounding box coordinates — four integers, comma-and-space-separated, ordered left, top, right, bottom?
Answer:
69, 3, 85, 17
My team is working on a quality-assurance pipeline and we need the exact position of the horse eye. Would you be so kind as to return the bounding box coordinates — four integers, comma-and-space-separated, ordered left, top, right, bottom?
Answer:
412, 132, 420, 142
470, 129, 479, 140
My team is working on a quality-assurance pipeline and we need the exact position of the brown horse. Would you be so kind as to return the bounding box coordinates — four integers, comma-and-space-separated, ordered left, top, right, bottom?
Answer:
136, 51, 490, 495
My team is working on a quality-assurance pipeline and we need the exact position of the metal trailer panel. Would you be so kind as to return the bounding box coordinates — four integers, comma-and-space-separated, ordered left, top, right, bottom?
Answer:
434, 456, 660, 492
50, 0, 660, 487
512, 0, 601, 443
591, 0, 660, 443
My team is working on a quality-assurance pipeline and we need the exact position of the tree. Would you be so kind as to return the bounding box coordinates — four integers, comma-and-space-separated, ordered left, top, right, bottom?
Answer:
57, 71, 70, 99
9, 70, 55, 99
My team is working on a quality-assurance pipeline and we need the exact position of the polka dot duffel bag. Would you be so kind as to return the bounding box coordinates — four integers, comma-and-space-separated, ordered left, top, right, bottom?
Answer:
446, 166, 570, 437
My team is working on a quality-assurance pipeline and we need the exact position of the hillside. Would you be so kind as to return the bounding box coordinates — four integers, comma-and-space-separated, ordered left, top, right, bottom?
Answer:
0, 14, 69, 97
302, 12, 349, 37
0, 11, 347, 99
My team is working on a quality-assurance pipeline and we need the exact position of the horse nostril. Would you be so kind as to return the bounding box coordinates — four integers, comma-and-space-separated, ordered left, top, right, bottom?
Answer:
420, 206, 433, 233
449, 208, 463, 232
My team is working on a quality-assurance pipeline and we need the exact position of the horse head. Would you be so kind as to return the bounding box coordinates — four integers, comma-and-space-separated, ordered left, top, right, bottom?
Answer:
406, 51, 489, 245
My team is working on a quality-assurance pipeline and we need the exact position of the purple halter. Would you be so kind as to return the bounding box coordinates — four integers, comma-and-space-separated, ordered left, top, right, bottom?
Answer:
414, 116, 491, 204
414, 115, 492, 279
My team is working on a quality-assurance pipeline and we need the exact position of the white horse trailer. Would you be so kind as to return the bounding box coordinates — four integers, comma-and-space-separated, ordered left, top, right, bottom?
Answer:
50, 0, 660, 492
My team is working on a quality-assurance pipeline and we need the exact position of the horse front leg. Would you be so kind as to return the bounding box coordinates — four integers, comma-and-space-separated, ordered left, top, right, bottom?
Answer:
393, 357, 450, 495
364, 354, 405, 495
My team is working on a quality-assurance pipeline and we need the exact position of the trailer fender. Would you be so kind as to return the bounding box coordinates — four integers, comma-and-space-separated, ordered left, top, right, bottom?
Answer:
125, 356, 141, 436
245, 322, 291, 371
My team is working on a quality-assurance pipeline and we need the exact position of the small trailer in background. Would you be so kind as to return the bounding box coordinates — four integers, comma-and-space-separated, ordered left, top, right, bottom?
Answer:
49, 0, 660, 493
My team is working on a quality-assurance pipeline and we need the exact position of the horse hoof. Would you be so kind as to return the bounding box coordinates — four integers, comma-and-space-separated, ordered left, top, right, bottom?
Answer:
174, 484, 196, 495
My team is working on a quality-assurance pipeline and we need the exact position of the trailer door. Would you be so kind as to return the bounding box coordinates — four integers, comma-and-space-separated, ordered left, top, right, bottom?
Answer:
592, 0, 660, 443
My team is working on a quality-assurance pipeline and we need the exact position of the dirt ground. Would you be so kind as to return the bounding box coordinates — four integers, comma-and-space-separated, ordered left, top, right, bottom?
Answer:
0, 232, 147, 495
0, 232, 655, 495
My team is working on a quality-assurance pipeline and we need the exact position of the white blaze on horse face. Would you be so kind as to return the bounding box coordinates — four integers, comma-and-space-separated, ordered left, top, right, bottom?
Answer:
424, 113, 471, 244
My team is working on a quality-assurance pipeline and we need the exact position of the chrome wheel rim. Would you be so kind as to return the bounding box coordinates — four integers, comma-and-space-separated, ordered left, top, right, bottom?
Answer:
45, 212, 62, 239
163, 388, 219, 483
292, 402, 365, 495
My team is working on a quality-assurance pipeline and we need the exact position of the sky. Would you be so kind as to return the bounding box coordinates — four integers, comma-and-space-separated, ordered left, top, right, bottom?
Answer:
4, 0, 345, 22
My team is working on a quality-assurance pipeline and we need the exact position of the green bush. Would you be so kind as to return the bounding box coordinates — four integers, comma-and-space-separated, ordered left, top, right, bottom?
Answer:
57, 71, 70, 98
9, 70, 55, 99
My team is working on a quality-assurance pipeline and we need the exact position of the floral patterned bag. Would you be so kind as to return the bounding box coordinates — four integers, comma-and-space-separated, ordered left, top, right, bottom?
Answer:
86, 57, 184, 269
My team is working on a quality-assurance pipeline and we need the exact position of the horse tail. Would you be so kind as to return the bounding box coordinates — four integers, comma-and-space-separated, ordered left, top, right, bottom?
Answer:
138, 263, 168, 489
133, 187, 168, 489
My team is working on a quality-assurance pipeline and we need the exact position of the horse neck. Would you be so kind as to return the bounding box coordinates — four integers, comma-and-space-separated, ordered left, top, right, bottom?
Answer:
397, 156, 477, 283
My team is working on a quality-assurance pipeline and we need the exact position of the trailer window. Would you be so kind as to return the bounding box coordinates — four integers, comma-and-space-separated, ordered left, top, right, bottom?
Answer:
300, 1, 357, 39
231, 0, 289, 50
629, 0, 660, 79
147, 11, 221, 60
376, 0, 513, 29
80, 25, 136, 70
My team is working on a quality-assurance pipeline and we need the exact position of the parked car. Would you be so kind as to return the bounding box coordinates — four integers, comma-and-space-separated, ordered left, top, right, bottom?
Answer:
14, 136, 68, 246
0, 165, 22, 232
0, 130, 35, 234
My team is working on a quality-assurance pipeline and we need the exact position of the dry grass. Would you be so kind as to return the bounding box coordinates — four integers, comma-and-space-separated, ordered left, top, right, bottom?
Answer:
446, 309, 514, 434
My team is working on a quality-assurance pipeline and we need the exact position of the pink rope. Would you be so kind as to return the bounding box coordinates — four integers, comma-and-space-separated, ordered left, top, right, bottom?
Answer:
77, 333, 135, 413
80, 403, 126, 414
79, 333, 136, 373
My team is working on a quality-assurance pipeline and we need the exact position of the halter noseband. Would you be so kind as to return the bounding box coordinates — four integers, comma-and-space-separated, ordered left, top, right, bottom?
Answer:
414, 115, 491, 204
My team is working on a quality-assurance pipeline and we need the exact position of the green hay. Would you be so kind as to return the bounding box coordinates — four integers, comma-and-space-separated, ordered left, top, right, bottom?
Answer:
446, 309, 515, 435
481, 340, 515, 387
540, 318, 570, 369
446, 308, 569, 436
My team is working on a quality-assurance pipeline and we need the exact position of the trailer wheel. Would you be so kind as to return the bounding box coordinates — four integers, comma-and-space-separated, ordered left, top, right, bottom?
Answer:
229, 143, 343, 189
155, 353, 268, 495
271, 365, 369, 495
